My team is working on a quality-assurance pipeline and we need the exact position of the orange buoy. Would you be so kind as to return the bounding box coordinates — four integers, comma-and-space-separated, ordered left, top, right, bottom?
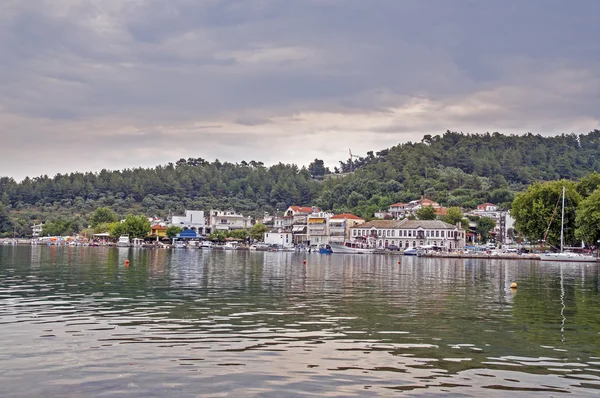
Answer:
398, 261, 401, 264
510, 282, 517, 289
303, 260, 306, 264
125, 259, 130, 266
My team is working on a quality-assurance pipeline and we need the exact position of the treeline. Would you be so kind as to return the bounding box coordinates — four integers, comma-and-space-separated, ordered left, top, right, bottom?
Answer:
1, 130, 599, 236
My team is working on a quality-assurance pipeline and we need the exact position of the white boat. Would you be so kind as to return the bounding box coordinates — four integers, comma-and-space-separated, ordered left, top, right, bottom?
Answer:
117, 235, 130, 247
173, 241, 186, 248
222, 242, 238, 250
403, 247, 419, 256
200, 241, 214, 249
540, 186, 596, 263
329, 242, 375, 254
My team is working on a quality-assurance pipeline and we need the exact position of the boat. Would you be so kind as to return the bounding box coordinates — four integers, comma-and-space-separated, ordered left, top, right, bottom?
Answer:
539, 186, 597, 263
222, 242, 238, 250
117, 235, 130, 247
318, 244, 333, 254
200, 241, 214, 249
402, 247, 419, 256
329, 242, 375, 254
173, 241, 186, 248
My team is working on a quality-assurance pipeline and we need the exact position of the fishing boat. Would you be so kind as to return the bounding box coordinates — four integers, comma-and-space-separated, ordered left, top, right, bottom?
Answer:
540, 186, 596, 263
329, 242, 375, 254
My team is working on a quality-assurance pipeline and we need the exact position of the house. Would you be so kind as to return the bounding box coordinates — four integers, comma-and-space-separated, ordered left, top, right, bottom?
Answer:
32, 223, 44, 237
171, 210, 207, 236
307, 211, 333, 246
350, 219, 466, 250
284, 206, 320, 244
264, 232, 293, 246
468, 203, 515, 244
150, 225, 167, 239
328, 213, 365, 243
208, 210, 253, 232
477, 203, 498, 212
386, 199, 447, 219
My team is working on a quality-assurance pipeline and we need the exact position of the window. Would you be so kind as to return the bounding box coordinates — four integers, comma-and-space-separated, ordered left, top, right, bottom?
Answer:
441, 231, 445, 238
435, 230, 439, 237
408, 230, 412, 237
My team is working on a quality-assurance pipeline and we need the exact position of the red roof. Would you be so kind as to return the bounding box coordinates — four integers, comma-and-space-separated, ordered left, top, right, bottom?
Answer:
390, 202, 405, 207
289, 206, 319, 213
152, 225, 167, 230
435, 207, 447, 216
477, 202, 496, 209
331, 213, 364, 220
420, 199, 438, 205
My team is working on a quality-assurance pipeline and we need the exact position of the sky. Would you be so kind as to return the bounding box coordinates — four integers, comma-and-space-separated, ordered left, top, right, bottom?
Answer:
1, 0, 599, 180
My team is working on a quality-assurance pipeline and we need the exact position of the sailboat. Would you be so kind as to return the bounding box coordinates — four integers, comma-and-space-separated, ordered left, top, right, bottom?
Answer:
539, 186, 597, 263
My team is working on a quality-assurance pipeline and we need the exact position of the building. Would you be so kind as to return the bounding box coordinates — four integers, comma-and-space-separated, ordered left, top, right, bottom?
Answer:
307, 211, 333, 246
385, 199, 447, 219
350, 219, 466, 250
171, 210, 207, 235
32, 223, 44, 237
328, 213, 365, 243
264, 232, 293, 246
208, 210, 253, 232
468, 203, 515, 244
284, 206, 320, 244
150, 225, 167, 239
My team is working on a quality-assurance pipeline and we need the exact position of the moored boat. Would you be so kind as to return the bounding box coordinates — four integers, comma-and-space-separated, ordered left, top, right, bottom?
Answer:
329, 242, 375, 254
117, 235, 130, 247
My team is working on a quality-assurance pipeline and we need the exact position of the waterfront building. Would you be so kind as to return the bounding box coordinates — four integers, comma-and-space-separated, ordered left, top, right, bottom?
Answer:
208, 210, 253, 233
328, 213, 365, 243
467, 203, 515, 244
284, 206, 320, 244
307, 211, 334, 246
351, 219, 466, 250
171, 210, 207, 236
264, 232, 293, 246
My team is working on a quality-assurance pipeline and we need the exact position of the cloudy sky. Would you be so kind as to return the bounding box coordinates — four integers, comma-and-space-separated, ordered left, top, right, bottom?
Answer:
1, 0, 599, 180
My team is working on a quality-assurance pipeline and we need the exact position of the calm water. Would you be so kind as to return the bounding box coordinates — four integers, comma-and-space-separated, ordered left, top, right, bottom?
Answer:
1, 246, 600, 397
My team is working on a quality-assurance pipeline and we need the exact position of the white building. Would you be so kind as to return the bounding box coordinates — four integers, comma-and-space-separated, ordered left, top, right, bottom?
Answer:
284, 206, 320, 244
263, 232, 293, 246
32, 223, 44, 237
171, 210, 207, 235
386, 199, 447, 219
209, 210, 253, 232
328, 213, 365, 243
307, 211, 333, 246
468, 203, 515, 244
351, 219, 466, 250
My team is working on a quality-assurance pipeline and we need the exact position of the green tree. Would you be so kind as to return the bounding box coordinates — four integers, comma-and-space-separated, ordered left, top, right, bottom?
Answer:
511, 180, 581, 247
0, 203, 12, 234
575, 187, 600, 246
308, 159, 327, 178
110, 215, 151, 239
90, 207, 118, 227
166, 225, 183, 239
442, 206, 463, 225
249, 223, 269, 241
416, 205, 437, 220
476, 216, 496, 243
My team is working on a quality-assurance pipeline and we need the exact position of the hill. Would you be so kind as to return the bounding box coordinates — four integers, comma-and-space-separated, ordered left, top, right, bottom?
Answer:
1, 130, 599, 236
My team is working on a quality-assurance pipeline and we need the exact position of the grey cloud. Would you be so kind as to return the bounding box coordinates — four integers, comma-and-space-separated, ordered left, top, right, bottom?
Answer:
0, 0, 599, 179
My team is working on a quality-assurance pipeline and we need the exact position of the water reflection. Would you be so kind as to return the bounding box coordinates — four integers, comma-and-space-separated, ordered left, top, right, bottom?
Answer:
1, 246, 599, 396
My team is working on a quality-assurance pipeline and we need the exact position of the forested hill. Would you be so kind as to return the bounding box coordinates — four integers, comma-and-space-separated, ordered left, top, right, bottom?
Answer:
1, 130, 599, 235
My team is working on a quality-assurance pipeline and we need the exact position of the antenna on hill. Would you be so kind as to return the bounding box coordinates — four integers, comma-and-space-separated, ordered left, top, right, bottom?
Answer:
349, 149, 359, 173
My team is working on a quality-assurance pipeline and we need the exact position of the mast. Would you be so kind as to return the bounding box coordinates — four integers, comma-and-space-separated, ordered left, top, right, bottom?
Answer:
560, 186, 565, 253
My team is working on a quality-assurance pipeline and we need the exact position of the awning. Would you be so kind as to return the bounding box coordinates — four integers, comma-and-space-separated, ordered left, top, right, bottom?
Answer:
292, 225, 307, 232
